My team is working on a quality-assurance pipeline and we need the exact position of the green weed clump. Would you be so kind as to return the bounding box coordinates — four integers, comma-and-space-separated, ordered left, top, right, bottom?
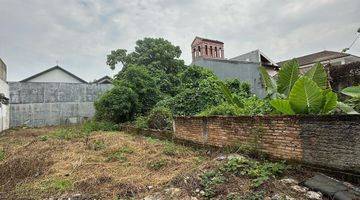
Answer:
147, 159, 167, 171
51, 128, 86, 140
38, 135, 49, 141
106, 146, 134, 162
199, 157, 286, 198
0, 149, 5, 161
42, 178, 73, 192
88, 140, 106, 151
82, 120, 118, 134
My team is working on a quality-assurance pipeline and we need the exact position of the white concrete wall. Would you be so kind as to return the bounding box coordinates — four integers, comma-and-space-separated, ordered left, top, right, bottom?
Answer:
25, 68, 84, 83
0, 79, 9, 132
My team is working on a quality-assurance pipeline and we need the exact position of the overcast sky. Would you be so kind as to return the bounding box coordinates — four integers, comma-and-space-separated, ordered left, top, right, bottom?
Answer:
1, 0, 359, 82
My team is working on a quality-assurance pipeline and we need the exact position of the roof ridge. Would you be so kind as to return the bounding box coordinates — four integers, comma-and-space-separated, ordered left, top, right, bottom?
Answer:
20, 65, 87, 83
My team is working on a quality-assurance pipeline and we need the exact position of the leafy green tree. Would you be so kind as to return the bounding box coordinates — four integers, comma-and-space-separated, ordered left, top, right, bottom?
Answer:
94, 85, 139, 123
107, 37, 184, 74
115, 65, 161, 114
108, 38, 185, 96
156, 66, 223, 116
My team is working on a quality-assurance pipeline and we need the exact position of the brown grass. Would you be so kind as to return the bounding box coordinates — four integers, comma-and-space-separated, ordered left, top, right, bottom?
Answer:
0, 127, 208, 199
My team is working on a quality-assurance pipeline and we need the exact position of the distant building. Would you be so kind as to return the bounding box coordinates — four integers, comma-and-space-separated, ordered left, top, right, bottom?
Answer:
21, 65, 87, 83
93, 76, 113, 84
278, 50, 360, 73
191, 37, 278, 97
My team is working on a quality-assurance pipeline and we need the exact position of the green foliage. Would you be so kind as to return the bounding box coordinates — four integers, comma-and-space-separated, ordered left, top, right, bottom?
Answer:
199, 96, 272, 116
0, 149, 5, 161
341, 86, 360, 98
157, 66, 223, 116
94, 85, 139, 123
304, 62, 328, 89
42, 179, 73, 192
162, 141, 185, 156
51, 128, 87, 140
260, 61, 339, 115
200, 170, 226, 198
147, 106, 173, 130
270, 99, 295, 115
82, 120, 119, 133
107, 146, 134, 162
224, 79, 251, 98
227, 191, 265, 200
221, 157, 286, 188
259, 66, 276, 95
277, 59, 300, 96
116, 65, 162, 114
88, 140, 106, 151
135, 116, 149, 129
199, 157, 286, 198
218, 81, 244, 108
339, 86, 360, 114
198, 103, 241, 116
288, 77, 324, 114
108, 38, 184, 73
38, 135, 49, 141
147, 159, 167, 170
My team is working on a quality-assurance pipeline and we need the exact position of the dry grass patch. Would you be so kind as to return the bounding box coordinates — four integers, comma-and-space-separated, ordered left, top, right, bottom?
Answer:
0, 126, 209, 199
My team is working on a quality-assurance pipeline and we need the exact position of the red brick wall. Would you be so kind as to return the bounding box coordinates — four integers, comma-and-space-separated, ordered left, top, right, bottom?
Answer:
174, 115, 360, 173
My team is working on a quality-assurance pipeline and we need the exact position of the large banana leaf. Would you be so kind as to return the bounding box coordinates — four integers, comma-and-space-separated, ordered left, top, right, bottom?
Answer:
341, 86, 360, 99
337, 101, 359, 114
321, 91, 338, 114
270, 99, 295, 114
304, 62, 328, 89
289, 77, 323, 114
259, 66, 276, 93
277, 59, 300, 96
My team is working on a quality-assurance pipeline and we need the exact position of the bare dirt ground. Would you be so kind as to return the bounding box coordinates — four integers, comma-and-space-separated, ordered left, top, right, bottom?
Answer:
0, 126, 342, 200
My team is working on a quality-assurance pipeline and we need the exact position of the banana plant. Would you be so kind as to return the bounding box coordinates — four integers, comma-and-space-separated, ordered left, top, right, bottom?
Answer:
259, 60, 338, 114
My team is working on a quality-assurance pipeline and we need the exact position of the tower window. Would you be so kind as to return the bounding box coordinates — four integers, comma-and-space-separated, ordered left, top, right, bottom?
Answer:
215, 47, 218, 57
205, 45, 208, 55
210, 46, 213, 56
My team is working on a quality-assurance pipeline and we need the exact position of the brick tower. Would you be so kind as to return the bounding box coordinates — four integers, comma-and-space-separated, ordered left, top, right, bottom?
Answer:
191, 37, 224, 62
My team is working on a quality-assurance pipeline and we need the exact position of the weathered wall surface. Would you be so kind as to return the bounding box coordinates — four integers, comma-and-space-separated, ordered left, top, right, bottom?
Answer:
0, 59, 9, 132
9, 82, 112, 127
174, 115, 360, 173
0, 80, 9, 132
192, 58, 266, 98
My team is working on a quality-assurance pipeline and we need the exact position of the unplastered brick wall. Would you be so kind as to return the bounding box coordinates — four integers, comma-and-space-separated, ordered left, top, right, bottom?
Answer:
174, 115, 360, 173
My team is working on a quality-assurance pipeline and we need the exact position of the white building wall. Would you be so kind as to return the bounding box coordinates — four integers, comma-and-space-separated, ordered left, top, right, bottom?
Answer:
25, 68, 83, 83
0, 79, 9, 132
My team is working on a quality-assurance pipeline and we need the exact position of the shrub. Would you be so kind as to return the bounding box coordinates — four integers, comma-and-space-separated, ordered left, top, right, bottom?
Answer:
198, 103, 240, 116
134, 116, 149, 129
94, 85, 139, 123
147, 106, 173, 130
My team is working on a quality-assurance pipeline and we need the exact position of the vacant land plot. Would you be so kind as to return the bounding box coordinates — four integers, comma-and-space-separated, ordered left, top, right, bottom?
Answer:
0, 126, 208, 199
0, 126, 348, 199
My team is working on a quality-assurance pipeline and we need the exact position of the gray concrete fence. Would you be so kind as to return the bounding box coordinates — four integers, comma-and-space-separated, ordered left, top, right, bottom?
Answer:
9, 82, 112, 127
